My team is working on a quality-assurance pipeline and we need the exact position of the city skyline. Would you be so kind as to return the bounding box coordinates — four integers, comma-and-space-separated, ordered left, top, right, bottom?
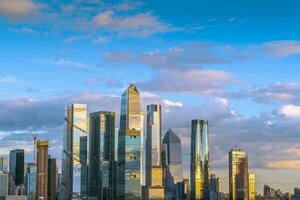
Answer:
1, 0, 300, 196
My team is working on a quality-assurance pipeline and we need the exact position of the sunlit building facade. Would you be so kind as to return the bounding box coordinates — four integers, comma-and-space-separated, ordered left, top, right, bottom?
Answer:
248, 173, 255, 200
61, 103, 87, 199
88, 111, 116, 200
118, 84, 143, 200
0, 156, 8, 172
146, 104, 162, 184
163, 129, 183, 199
36, 140, 48, 200
190, 120, 210, 200
229, 149, 248, 200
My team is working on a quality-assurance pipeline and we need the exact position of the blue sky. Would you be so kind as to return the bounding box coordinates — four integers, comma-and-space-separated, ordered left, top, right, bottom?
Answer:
1, 0, 300, 193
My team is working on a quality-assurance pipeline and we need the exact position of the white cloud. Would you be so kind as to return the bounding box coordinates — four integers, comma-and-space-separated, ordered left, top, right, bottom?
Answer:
254, 40, 300, 58
280, 104, 300, 118
0, 76, 20, 84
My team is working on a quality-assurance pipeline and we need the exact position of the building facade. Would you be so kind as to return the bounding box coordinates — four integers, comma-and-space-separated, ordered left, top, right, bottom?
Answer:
9, 149, 25, 186
229, 149, 248, 200
0, 171, 9, 196
79, 136, 88, 198
248, 173, 255, 200
117, 84, 143, 200
36, 140, 48, 200
25, 163, 36, 200
61, 103, 87, 199
88, 111, 116, 200
190, 120, 210, 200
210, 174, 220, 200
0, 156, 8, 173
48, 157, 57, 200
163, 129, 183, 199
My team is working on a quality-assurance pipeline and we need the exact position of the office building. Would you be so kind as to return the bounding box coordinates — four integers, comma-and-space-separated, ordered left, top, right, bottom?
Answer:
0, 157, 8, 173
9, 149, 25, 186
61, 103, 87, 199
0, 171, 9, 196
117, 84, 143, 200
145, 104, 162, 185
293, 188, 300, 200
229, 149, 248, 200
162, 129, 183, 199
210, 174, 220, 200
48, 157, 57, 200
25, 163, 36, 200
80, 136, 88, 198
248, 174, 255, 200
36, 140, 48, 200
190, 120, 210, 200
88, 111, 116, 200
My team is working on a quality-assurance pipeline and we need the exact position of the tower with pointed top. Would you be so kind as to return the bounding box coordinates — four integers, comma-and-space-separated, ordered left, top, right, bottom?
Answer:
162, 129, 183, 199
117, 84, 143, 200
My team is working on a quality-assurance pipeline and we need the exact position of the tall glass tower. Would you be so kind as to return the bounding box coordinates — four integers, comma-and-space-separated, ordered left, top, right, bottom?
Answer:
229, 149, 249, 200
61, 103, 87, 199
9, 149, 24, 186
145, 104, 162, 185
162, 129, 183, 199
190, 120, 210, 200
88, 111, 116, 200
118, 84, 143, 200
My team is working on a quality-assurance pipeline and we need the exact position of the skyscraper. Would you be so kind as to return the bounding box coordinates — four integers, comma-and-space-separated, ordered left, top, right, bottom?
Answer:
190, 120, 210, 200
61, 103, 87, 199
210, 174, 220, 200
9, 149, 25, 186
36, 140, 48, 200
145, 104, 162, 185
162, 129, 183, 199
88, 111, 116, 200
48, 157, 57, 200
118, 84, 143, 200
248, 173, 255, 200
229, 149, 248, 200
144, 104, 164, 200
0, 156, 8, 172
79, 136, 88, 198
25, 163, 36, 200
0, 171, 9, 196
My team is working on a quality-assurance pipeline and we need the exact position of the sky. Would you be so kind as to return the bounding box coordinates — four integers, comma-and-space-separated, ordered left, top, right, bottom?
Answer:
1, 0, 300, 194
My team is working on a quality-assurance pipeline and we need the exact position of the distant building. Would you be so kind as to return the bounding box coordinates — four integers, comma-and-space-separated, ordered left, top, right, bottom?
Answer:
117, 84, 143, 200
229, 149, 248, 200
25, 162, 36, 200
36, 140, 48, 199
0, 157, 8, 173
190, 120, 210, 200
163, 129, 183, 199
9, 149, 25, 186
88, 111, 116, 200
293, 188, 300, 200
248, 174, 255, 200
210, 174, 220, 200
0, 171, 9, 196
0, 196, 27, 200
61, 103, 88, 199
48, 157, 57, 200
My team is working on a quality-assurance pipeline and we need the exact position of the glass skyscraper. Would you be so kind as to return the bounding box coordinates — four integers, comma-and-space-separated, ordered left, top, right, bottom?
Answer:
145, 104, 162, 186
118, 84, 143, 200
80, 135, 88, 198
61, 103, 87, 199
9, 149, 25, 186
162, 129, 183, 199
88, 111, 116, 200
190, 120, 210, 200
26, 163, 36, 200
48, 157, 57, 200
229, 149, 249, 200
